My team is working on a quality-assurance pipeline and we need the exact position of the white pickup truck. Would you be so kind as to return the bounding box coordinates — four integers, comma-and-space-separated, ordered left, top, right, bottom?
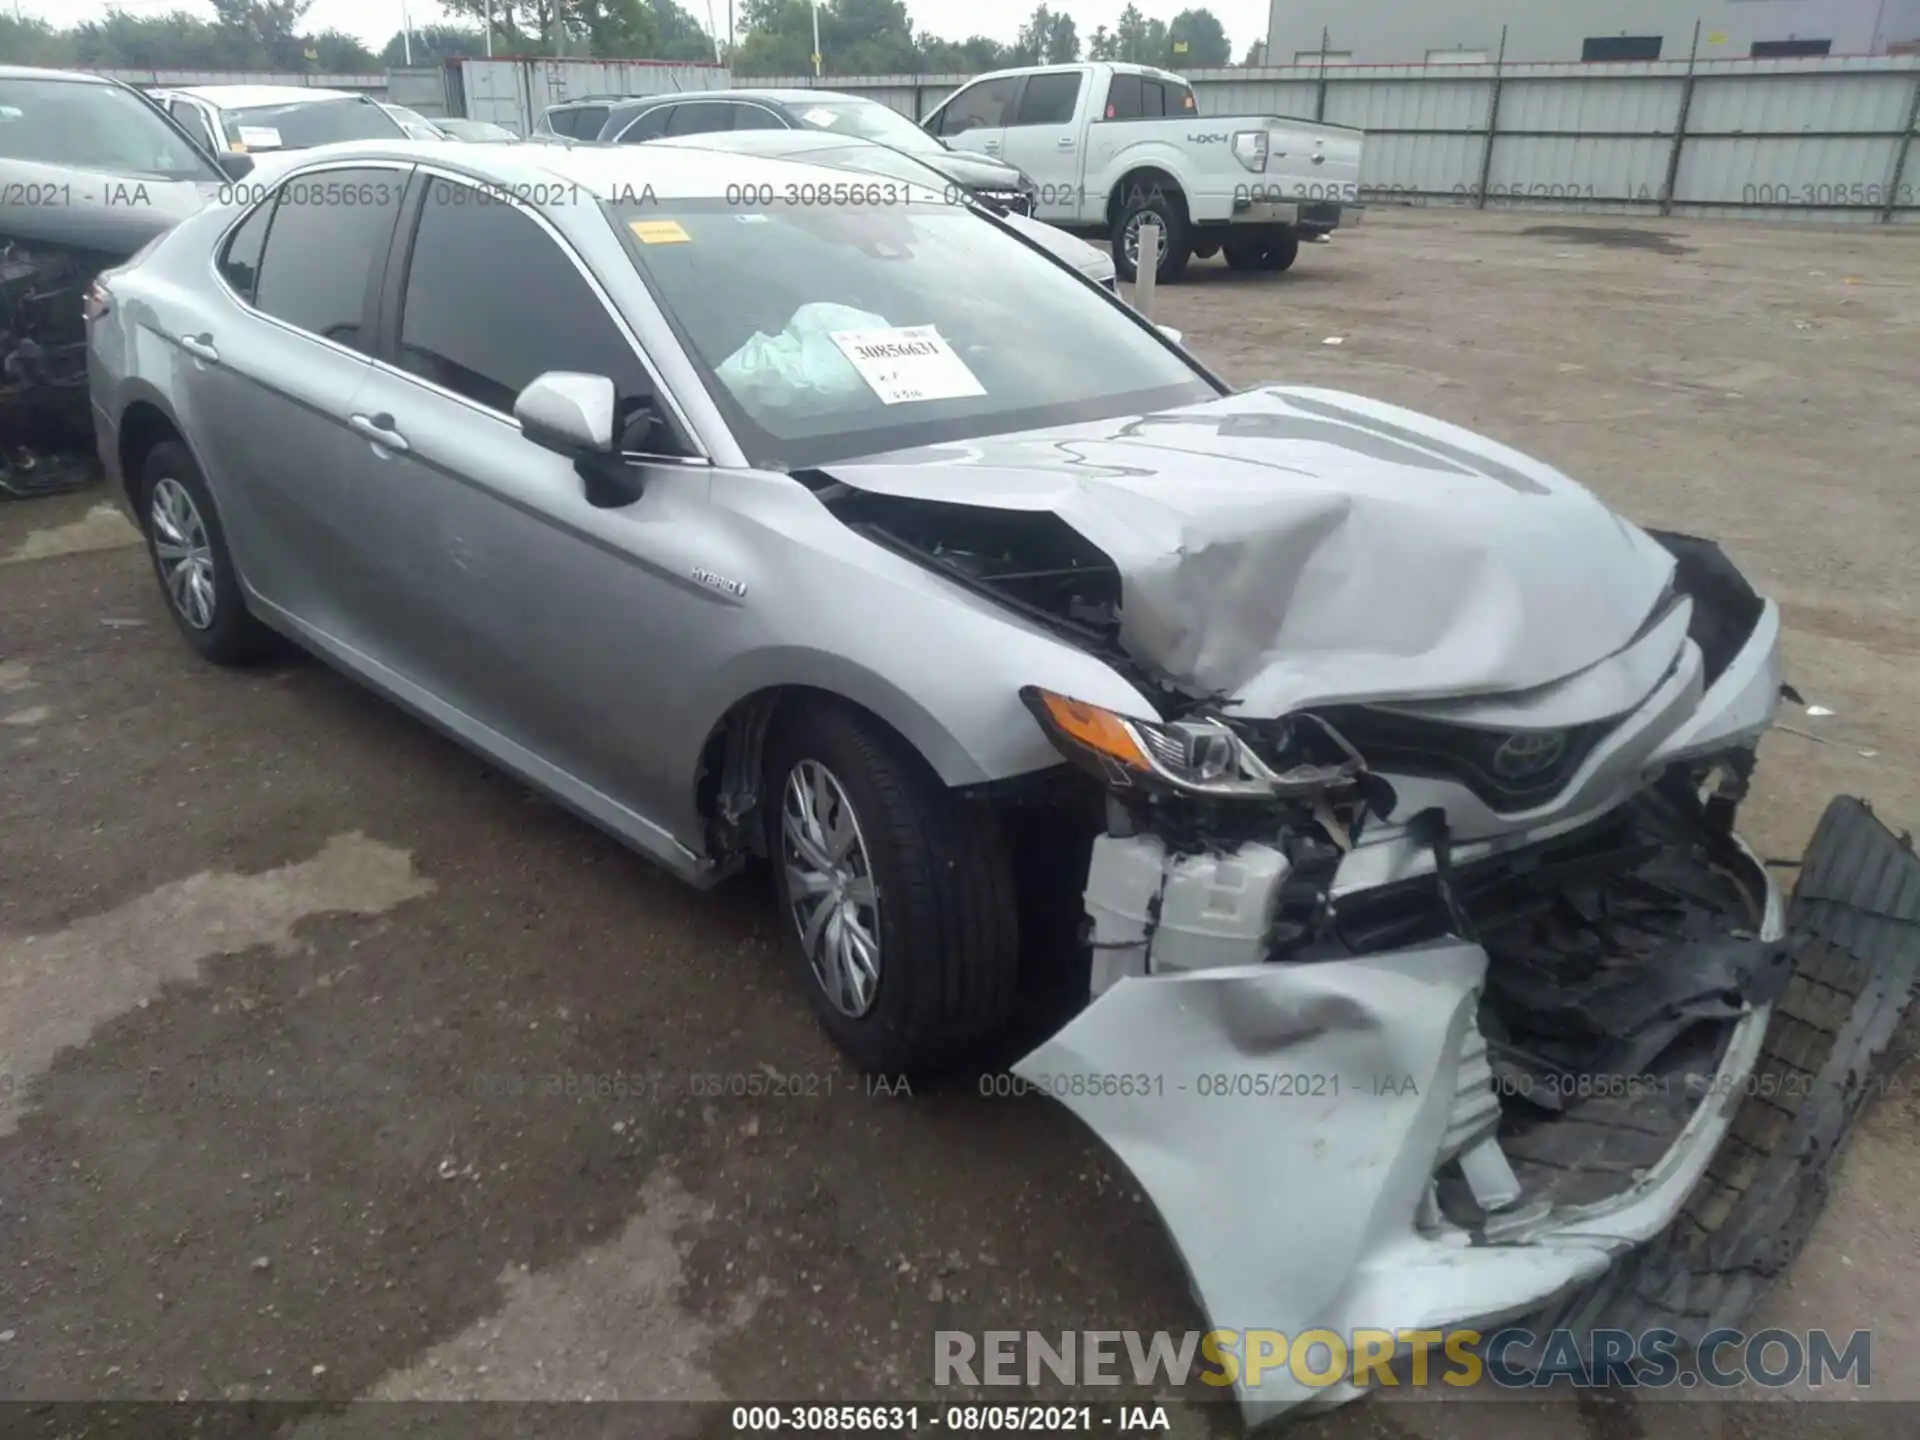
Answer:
921, 61, 1364, 283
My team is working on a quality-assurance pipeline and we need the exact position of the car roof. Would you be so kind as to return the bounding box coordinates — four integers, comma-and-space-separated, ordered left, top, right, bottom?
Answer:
605, 88, 869, 111
173, 84, 366, 107
255, 138, 950, 202
0, 64, 118, 84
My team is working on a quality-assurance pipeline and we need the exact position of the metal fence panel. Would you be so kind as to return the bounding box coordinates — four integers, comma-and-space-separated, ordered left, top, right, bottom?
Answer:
90, 69, 384, 91
87, 56, 1917, 220
451, 58, 732, 133
725, 56, 1918, 224
386, 67, 451, 117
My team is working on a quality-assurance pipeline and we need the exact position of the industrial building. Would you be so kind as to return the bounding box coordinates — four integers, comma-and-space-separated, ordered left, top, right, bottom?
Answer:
1265, 0, 1920, 65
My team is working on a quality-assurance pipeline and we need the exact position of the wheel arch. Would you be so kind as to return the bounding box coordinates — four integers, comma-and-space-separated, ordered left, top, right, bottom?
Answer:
683, 659, 1063, 870
115, 392, 186, 524
1106, 164, 1190, 229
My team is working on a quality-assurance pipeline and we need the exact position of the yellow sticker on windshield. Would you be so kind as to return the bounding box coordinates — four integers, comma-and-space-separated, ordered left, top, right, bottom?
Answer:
629, 219, 690, 245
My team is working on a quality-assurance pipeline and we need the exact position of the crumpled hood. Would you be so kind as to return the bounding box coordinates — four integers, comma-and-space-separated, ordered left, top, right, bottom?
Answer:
1, 156, 215, 255
824, 385, 1677, 714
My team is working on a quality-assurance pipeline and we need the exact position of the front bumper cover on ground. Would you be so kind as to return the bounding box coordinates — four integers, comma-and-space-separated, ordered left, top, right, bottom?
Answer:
1014, 796, 1920, 1426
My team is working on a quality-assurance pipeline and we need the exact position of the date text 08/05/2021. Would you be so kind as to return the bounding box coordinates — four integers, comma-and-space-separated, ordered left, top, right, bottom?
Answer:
728, 1404, 1167, 1433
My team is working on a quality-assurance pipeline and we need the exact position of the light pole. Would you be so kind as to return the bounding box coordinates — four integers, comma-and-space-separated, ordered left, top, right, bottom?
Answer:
811, 0, 821, 79
401, 0, 413, 63
486, 0, 494, 57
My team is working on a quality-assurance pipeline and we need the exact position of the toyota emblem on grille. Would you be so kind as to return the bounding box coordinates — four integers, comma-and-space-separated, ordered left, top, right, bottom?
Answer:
1490, 730, 1568, 781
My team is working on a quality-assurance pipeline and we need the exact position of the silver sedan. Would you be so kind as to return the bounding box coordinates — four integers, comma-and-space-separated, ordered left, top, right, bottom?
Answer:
85, 138, 1914, 1427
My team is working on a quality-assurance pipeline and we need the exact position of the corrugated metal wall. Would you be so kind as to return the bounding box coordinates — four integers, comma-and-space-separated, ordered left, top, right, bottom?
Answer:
452, 59, 733, 133
386, 67, 453, 117
736, 55, 1920, 223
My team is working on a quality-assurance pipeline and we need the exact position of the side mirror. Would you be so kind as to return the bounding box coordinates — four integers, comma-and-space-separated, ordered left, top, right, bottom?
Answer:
515, 371, 617, 456
215, 151, 255, 180
514, 371, 651, 508
1156, 324, 1184, 345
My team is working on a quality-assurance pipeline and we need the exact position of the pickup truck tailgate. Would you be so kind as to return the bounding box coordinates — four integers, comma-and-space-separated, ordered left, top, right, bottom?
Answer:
1257, 118, 1363, 193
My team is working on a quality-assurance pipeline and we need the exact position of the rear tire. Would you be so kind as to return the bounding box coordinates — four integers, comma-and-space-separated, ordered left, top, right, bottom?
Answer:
140, 440, 278, 666
1111, 182, 1192, 284
1223, 229, 1301, 273
764, 701, 1020, 1075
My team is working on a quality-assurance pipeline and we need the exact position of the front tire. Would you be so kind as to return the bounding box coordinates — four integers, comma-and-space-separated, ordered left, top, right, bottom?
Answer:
765, 702, 1019, 1075
1223, 228, 1300, 273
1112, 183, 1192, 284
140, 440, 277, 666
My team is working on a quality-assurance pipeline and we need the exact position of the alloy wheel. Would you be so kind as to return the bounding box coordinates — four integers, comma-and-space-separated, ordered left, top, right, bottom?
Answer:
150, 476, 216, 630
781, 758, 882, 1018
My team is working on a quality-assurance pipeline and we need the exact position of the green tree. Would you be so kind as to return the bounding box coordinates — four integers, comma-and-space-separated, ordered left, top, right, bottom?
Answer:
1086, 24, 1115, 60
378, 25, 490, 65
73, 11, 268, 68
437, 0, 567, 53
1045, 14, 1078, 62
1111, 4, 1168, 65
1011, 5, 1077, 65
650, 0, 718, 61
0, 16, 77, 65
1167, 9, 1228, 67
207, 0, 313, 68
305, 29, 379, 69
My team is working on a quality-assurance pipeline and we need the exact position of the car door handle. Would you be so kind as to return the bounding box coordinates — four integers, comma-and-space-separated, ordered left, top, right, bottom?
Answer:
983, 139, 1000, 151
1056, 136, 1075, 149
348, 412, 409, 453
179, 332, 219, 364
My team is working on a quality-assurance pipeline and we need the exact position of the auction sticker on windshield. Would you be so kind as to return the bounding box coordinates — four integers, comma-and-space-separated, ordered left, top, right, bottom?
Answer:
829, 326, 986, 405
629, 219, 691, 244
236, 126, 282, 149
802, 107, 840, 128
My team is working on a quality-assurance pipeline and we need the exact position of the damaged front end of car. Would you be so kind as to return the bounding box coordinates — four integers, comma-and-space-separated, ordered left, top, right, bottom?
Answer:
1004, 531, 1920, 1425
1, 237, 115, 499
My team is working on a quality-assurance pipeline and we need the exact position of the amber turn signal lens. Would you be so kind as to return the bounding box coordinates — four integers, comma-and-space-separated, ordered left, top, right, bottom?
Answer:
1031, 690, 1151, 771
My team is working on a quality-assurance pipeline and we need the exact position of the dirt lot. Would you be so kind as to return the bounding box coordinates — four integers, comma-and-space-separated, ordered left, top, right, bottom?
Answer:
2, 208, 1918, 1439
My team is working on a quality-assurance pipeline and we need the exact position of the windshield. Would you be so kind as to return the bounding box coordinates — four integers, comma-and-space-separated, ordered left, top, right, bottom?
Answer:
220, 97, 406, 149
789, 99, 946, 156
608, 195, 1212, 468
0, 78, 215, 180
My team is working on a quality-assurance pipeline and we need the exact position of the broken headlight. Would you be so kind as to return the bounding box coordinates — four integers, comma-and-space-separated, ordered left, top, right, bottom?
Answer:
1021, 688, 1365, 799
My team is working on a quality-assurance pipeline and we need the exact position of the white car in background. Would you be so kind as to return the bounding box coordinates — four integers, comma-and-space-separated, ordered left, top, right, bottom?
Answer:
146, 84, 407, 154
379, 101, 452, 140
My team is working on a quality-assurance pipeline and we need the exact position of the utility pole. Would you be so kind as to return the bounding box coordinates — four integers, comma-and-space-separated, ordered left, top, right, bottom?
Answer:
486, 0, 494, 57
402, 0, 413, 64
811, 0, 821, 80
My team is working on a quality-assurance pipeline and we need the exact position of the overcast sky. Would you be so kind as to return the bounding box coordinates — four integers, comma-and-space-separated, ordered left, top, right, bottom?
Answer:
21, 0, 1269, 58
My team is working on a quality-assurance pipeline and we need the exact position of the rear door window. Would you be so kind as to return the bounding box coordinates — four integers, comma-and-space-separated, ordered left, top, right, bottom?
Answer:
248, 166, 405, 353
666, 103, 733, 136
550, 104, 608, 139
616, 106, 671, 143
1013, 72, 1082, 126
217, 200, 274, 304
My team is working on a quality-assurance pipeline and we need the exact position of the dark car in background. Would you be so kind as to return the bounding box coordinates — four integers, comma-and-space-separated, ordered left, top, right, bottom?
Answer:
1, 64, 248, 496
534, 87, 1039, 216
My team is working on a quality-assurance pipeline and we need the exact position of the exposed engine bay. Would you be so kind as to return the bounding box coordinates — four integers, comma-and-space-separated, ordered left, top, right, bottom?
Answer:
809, 454, 1920, 1424
1, 238, 110, 499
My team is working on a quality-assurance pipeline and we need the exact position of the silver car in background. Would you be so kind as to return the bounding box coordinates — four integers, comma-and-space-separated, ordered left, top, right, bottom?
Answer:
84, 139, 1920, 1427
638, 128, 1119, 292
146, 84, 408, 154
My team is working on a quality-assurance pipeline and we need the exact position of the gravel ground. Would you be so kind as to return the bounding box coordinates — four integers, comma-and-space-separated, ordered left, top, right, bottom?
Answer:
1, 207, 1917, 1440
